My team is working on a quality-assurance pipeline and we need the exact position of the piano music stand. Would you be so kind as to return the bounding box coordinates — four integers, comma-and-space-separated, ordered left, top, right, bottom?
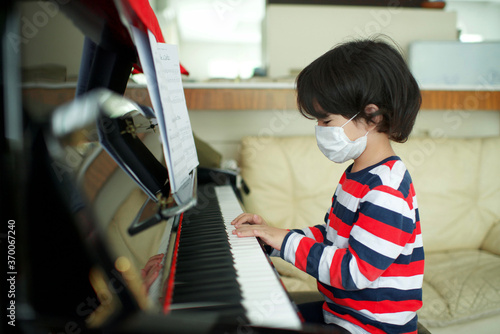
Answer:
63, 0, 198, 235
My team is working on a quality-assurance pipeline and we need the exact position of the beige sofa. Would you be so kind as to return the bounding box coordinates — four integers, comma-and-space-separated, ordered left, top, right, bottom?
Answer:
239, 135, 500, 334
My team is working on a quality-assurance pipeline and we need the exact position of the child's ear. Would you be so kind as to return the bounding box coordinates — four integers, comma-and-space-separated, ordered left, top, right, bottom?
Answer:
364, 104, 379, 115
364, 104, 382, 125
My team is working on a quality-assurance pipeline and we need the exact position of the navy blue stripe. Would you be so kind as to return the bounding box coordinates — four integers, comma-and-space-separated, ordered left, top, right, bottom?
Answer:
340, 251, 358, 290
320, 284, 423, 302
346, 156, 401, 180
306, 243, 324, 280
350, 236, 394, 271
291, 228, 306, 236
396, 170, 412, 198
326, 302, 418, 334
362, 201, 414, 234
279, 231, 294, 260
309, 224, 327, 238
316, 224, 327, 237
332, 200, 357, 227
292, 225, 328, 241
352, 173, 383, 190
394, 246, 425, 265
313, 224, 329, 244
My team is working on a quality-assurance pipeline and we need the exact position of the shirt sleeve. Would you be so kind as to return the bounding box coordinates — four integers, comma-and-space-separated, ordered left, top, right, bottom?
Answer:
266, 224, 327, 257
292, 224, 327, 243
280, 185, 416, 290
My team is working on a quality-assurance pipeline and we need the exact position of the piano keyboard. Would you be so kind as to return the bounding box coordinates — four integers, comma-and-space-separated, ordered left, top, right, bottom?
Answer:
161, 184, 302, 330
216, 186, 302, 329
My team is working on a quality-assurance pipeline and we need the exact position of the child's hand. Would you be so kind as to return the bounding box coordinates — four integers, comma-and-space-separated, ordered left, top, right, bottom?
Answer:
231, 213, 267, 228
141, 253, 164, 293
231, 213, 288, 251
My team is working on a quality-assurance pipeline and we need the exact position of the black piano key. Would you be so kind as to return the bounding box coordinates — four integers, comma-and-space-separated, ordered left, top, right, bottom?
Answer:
176, 263, 235, 276
183, 212, 222, 220
173, 284, 241, 300
181, 226, 225, 234
174, 279, 240, 292
176, 256, 234, 269
182, 218, 223, 225
183, 220, 223, 227
174, 266, 237, 282
172, 289, 241, 304
174, 273, 239, 286
178, 241, 230, 252
176, 249, 232, 261
170, 303, 247, 318
177, 247, 233, 262
179, 234, 228, 243
175, 278, 239, 291
167, 184, 250, 323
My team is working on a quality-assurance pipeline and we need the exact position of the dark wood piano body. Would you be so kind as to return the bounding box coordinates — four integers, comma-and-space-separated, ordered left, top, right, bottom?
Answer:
2, 1, 349, 333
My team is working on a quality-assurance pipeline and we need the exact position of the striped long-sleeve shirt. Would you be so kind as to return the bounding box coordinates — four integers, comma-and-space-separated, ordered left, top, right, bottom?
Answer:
278, 157, 424, 334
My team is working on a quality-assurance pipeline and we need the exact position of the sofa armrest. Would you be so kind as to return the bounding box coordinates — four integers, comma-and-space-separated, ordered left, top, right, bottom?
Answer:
481, 222, 500, 256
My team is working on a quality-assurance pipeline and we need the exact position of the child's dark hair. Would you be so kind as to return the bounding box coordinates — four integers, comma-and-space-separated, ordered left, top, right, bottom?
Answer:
296, 37, 421, 143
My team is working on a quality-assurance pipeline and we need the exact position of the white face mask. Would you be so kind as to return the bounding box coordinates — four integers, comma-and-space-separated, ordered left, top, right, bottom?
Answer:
315, 113, 369, 164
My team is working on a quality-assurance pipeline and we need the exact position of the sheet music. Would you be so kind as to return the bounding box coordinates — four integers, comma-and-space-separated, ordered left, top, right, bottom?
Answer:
131, 26, 198, 193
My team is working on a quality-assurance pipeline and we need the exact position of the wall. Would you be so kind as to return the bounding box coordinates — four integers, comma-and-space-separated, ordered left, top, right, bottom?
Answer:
446, 0, 500, 41
265, 4, 458, 78
182, 4, 496, 163
179, 41, 261, 81
188, 4, 498, 163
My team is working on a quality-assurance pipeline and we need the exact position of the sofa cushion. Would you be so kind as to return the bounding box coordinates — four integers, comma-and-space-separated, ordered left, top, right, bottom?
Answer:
392, 136, 500, 252
240, 135, 500, 253
478, 137, 500, 249
419, 250, 500, 327
482, 223, 500, 256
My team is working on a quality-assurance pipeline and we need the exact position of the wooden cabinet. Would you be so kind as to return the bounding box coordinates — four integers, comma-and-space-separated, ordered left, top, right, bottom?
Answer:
22, 84, 500, 112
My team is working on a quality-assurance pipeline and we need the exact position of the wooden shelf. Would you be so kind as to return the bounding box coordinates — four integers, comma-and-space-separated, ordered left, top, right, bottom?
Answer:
182, 88, 500, 111
22, 85, 500, 113
420, 90, 500, 111
267, 0, 425, 8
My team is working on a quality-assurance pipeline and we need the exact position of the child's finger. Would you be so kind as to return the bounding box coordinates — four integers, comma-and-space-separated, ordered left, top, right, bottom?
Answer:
231, 213, 253, 226
143, 254, 164, 272
143, 263, 161, 292
233, 226, 259, 238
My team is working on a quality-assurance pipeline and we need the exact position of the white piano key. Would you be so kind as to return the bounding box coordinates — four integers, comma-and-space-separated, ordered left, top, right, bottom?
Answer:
215, 185, 302, 330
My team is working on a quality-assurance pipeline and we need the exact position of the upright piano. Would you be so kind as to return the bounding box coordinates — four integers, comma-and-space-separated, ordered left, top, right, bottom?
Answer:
6, 1, 347, 333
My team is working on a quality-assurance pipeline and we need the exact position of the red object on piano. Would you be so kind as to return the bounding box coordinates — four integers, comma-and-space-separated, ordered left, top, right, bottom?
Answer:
74, 0, 189, 75
162, 213, 184, 314
121, 0, 189, 75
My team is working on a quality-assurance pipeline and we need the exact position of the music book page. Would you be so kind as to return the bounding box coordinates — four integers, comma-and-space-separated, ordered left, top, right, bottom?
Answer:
131, 26, 198, 193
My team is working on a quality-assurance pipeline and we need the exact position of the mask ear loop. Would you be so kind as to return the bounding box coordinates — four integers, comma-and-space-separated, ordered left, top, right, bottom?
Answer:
341, 112, 360, 128
341, 112, 371, 138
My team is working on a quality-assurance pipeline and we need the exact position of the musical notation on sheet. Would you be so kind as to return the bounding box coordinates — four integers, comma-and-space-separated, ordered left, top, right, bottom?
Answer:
131, 26, 198, 193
